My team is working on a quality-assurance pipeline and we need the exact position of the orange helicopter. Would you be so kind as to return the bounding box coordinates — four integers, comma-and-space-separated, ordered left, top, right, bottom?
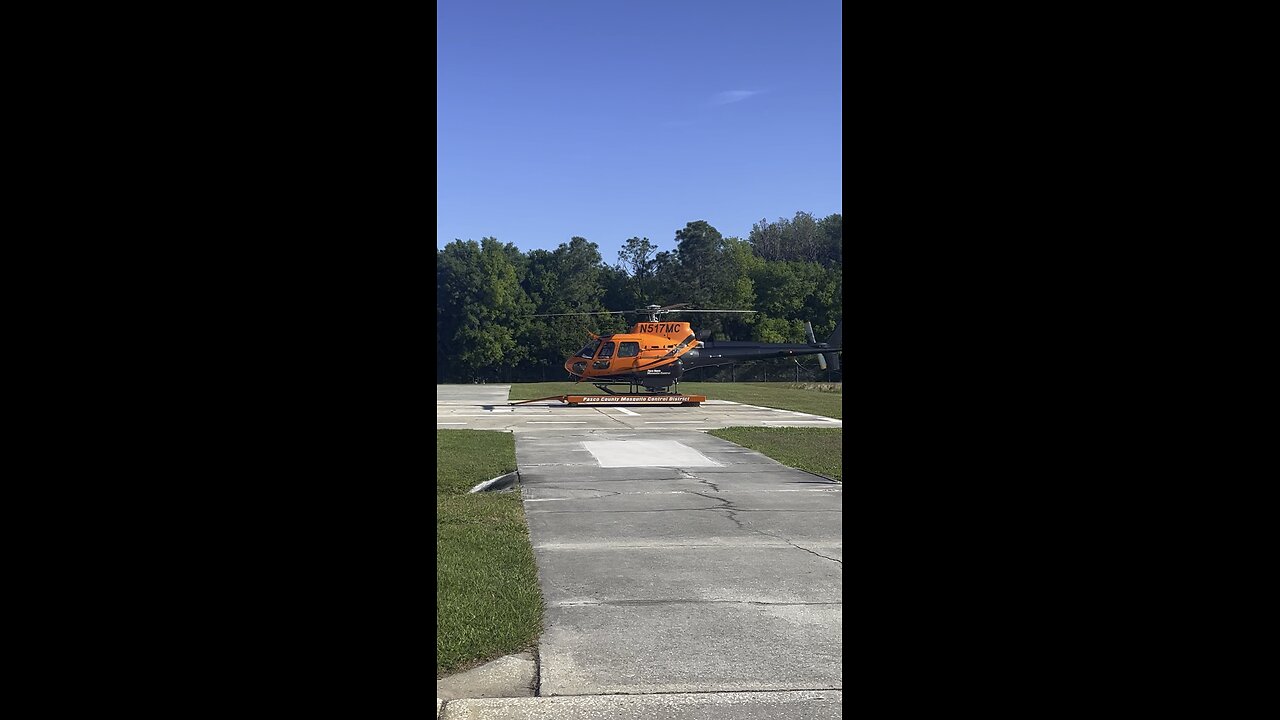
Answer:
531, 304, 842, 395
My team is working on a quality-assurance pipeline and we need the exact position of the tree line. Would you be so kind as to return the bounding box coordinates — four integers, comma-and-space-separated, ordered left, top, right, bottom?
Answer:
437, 211, 842, 383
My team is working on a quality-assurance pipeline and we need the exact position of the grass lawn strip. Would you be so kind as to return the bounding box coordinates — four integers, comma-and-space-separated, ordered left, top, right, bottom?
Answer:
437, 430, 543, 677
506, 381, 842, 419
707, 427, 842, 481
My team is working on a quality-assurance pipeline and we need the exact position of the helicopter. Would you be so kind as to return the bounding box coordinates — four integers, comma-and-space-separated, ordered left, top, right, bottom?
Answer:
531, 304, 843, 395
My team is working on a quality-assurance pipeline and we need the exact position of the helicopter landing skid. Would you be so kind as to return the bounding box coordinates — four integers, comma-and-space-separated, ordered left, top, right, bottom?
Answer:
592, 380, 685, 396
507, 392, 704, 407
562, 380, 701, 405
562, 393, 704, 406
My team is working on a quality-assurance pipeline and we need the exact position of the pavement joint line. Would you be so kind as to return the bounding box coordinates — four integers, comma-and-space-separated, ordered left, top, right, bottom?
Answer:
528, 504, 842, 514
553, 599, 842, 607
532, 646, 542, 697
525, 488, 837, 494
526, 508, 726, 514
532, 687, 842, 698
515, 427, 826, 431
438, 413, 543, 416
533, 542, 810, 549
519, 463, 600, 466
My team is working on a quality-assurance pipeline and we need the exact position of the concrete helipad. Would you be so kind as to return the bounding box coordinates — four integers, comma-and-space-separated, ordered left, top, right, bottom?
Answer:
436, 384, 842, 719
436, 384, 842, 431
514, 428, 840, 714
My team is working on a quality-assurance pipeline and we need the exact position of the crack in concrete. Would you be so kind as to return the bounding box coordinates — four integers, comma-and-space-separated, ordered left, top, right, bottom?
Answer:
584, 407, 634, 428
545, 471, 842, 564
525, 488, 623, 497
759, 532, 843, 564
679, 485, 755, 534
683, 488, 843, 565
678, 468, 721, 494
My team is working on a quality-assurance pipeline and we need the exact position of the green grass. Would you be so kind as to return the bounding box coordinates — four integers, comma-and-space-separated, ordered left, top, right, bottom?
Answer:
707, 427, 842, 481
437, 430, 543, 677
506, 381, 842, 419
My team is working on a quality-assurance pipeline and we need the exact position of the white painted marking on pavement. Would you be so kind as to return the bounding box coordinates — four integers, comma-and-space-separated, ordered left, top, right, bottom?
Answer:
643, 421, 703, 424
614, 407, 640, 416
583, 440, 722, 467
527, 421, 588, 424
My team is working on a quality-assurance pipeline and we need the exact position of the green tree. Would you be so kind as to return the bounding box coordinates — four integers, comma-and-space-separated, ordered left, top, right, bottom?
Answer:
818, 213, 842, 266
617, 237, 658, 305
599, 263, 635, 316
673, 220, 723, 307
745, 259, 840, 343
669, 221, 762, 340
521, 237, 625, 379
437, 238, 533, 382
748, 211, 840, 264
713, 237, 760, 340
649, 249, 681, 306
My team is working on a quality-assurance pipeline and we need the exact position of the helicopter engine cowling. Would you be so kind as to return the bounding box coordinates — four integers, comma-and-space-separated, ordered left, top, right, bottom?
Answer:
636, 359, 684, 388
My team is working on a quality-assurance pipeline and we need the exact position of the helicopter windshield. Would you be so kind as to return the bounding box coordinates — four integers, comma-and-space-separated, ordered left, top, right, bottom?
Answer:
577, 340, 601, 358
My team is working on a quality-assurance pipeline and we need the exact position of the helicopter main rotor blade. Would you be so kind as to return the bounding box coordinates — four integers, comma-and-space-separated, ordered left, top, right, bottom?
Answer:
657, 303, 691, 310
665, 310, 757, 313
528, 311, 628, 317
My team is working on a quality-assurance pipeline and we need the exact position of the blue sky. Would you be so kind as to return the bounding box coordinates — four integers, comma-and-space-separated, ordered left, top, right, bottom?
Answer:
437, 0, 842, 265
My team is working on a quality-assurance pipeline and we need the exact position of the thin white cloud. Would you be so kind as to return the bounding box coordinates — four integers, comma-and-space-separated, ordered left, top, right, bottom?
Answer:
710, 90, 760, 106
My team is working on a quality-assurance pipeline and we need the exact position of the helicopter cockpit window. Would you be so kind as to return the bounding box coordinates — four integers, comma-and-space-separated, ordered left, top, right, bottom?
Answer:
577, 340, 601, 358
618, 342, 639, 358
592, 342, 616, 369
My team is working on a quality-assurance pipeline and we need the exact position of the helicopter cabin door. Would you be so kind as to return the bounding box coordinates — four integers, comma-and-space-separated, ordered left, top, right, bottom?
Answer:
615, 340, 640, 371
592, 340, 641, 372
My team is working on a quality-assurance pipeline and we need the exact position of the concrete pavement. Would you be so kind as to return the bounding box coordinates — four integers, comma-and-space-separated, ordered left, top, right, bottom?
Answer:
440, 690, 841, 719
436, 384, 842, 432
518, 429, 842, 699
437, 385, 842, 718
